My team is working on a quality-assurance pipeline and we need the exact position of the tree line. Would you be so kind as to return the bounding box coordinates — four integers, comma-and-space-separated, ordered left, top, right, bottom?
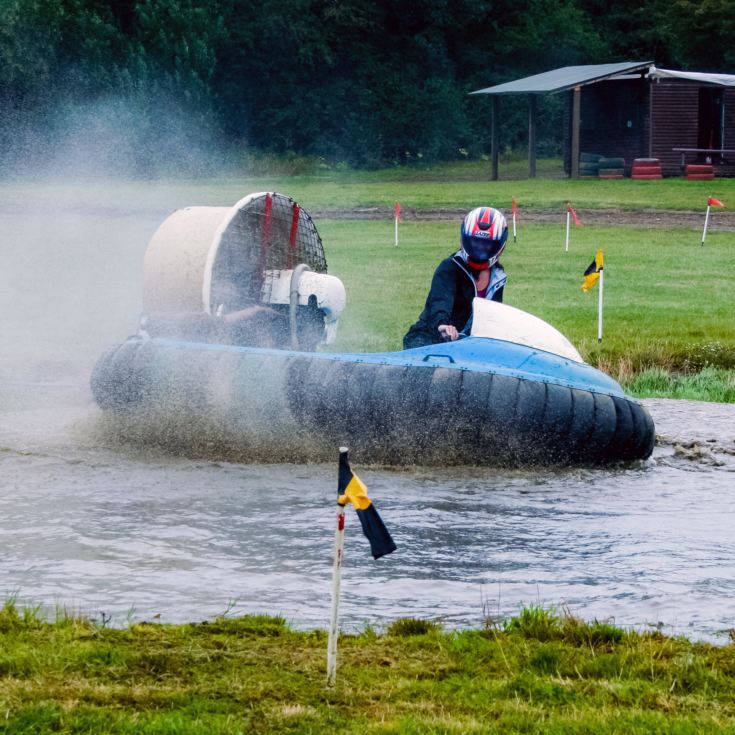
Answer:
1, 0, 732, 173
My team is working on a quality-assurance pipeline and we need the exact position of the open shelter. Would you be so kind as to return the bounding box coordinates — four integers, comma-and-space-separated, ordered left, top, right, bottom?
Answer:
471, 62, 735, 178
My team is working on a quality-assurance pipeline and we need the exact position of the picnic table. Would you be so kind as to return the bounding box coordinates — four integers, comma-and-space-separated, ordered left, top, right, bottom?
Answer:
673, 148, 735, 167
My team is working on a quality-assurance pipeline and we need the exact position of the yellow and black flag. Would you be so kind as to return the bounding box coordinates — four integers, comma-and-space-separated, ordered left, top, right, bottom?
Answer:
338, 450, 396, 559
581, 249, 604, 292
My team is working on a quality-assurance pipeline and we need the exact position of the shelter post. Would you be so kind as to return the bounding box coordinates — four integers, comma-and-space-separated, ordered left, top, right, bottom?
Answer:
491, 96, 500, 180
571, 86, 581, 178
528, 94, 537, 178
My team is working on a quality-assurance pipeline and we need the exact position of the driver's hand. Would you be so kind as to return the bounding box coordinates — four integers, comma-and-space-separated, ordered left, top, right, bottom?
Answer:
438, 324, 459, 342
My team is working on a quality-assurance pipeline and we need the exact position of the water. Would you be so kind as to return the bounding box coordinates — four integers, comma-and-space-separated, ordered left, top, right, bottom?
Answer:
1, 377, 733, 642
1, 187, 734, 642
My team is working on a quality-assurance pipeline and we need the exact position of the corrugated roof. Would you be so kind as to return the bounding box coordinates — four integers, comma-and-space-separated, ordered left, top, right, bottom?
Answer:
470, 61, 653, 96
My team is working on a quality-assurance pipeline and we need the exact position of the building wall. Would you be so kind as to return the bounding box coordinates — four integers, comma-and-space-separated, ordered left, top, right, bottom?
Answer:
563, 79, 649, 174
564, 80, 735, 177
721, 88, 735, 176
650, 81, 699, 175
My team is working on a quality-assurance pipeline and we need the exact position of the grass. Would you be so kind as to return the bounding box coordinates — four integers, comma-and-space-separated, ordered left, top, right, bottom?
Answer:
320, 219, 735, 376
4, 156, 735, 213
2, 601, 735, 734
3, 158, 734, 399
625, 366, 735, 402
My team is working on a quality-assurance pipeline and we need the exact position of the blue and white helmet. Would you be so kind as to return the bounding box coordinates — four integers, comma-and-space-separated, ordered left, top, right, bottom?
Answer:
460, 206, 508, 266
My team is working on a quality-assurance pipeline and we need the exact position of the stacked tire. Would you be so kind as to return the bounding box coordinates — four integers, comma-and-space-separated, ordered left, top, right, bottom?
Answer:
631, 158, 662, 180
598, 157, 625, 179
685, 163, 714, 180
579, 152, 602, 179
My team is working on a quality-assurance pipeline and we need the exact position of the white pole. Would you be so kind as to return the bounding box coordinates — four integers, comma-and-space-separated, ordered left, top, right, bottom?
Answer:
327, 447, 348, 687
394, 214, 399, 247
701, 205, 711, 246
597, 268, 604, 343
326, 503, 346, 686
512, 212, 517, 243
565, 211, 570, 252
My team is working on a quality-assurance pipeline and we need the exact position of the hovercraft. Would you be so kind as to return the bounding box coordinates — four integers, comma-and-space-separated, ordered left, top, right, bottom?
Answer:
91, 192, 655, 467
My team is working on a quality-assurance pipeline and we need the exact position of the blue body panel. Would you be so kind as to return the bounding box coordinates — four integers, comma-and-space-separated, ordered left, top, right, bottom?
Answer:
152, 335, 627, 399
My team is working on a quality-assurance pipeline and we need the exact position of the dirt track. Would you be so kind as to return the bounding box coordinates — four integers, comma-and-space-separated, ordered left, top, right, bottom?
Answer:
312, 206, 735, 230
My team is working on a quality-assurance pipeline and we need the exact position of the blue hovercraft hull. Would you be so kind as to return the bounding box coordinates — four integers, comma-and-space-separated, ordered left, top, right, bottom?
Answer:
91, 336, 655, 467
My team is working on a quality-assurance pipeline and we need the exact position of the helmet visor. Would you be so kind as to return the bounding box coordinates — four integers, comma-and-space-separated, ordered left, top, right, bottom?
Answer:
465, 235, 505, 263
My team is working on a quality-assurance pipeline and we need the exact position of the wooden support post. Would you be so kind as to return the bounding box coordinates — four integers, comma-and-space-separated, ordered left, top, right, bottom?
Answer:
528, 94, 537, 178
571, 86, 581, 179
569, 87, 582, 179
491, 96, 499, 181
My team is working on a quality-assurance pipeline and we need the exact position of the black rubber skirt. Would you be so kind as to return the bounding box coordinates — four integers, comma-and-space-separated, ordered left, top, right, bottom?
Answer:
91, 340, 656, 467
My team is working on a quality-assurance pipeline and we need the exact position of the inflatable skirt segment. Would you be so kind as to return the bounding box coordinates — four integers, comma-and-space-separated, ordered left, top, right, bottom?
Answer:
91, 337, 656, 467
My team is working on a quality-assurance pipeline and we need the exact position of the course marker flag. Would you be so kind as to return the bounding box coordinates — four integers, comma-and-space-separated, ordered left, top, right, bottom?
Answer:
327, 448, 396, 686
568, 203, 582, 226
702, 197, 726, 247
581, 250, 603, 292
511, 197, 518, 243
394, 201, 401, 246
338, 450, 396, 559
565, 203, 582, 251
581, 249, 605, 342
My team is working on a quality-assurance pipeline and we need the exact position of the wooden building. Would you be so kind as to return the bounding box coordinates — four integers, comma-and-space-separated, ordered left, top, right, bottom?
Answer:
471, 63, 735, 178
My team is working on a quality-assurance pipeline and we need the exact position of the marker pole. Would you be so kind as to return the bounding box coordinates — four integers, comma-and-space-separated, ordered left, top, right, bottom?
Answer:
327, 502, 346, 686
565, 211, 570, 252
701, 204, 711, 246
327, 446, 348, 686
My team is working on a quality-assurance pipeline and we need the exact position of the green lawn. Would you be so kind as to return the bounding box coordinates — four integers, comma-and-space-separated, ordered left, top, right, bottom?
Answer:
3, 157, 735, 212
3, 161, 734, 398
321, 219, 735, 377
2, 603, 735, 735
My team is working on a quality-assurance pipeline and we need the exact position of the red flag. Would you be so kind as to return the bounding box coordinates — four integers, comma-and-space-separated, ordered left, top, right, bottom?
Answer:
512, 197, 518, 217
394, 201, 402, 220
708, 197, 725, 208
567, 203, 582, 226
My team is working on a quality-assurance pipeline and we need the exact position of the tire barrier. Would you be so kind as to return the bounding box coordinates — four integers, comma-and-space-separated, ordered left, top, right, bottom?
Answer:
91, 339, 656, 468
685, 164, 715, 180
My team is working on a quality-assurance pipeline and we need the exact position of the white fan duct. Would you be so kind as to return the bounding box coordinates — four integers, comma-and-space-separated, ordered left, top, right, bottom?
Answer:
142, 192, 344, 347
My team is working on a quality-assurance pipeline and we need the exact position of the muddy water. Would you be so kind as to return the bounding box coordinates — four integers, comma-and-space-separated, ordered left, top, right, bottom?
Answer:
1, 377, 733, 642
1, 190, 734, 642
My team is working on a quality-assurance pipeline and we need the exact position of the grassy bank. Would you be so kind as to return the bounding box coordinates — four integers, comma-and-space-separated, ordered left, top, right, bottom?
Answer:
2, 603, 735, 734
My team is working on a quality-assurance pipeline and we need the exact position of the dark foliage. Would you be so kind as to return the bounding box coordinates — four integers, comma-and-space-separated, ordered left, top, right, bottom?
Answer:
0, 0, 730, 173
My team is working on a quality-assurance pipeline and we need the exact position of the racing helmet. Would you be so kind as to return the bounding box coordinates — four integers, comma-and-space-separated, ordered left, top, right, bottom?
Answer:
460, 206, 508, 266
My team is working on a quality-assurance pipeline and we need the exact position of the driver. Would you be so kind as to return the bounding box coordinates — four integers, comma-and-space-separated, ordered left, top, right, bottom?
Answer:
403, 206, 508, 349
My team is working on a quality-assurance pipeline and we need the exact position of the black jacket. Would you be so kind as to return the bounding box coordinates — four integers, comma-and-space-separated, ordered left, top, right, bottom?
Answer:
403, 254, 505, 349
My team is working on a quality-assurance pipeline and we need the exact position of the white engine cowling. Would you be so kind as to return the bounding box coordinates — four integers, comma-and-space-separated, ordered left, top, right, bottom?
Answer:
261, 269, 347, 344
